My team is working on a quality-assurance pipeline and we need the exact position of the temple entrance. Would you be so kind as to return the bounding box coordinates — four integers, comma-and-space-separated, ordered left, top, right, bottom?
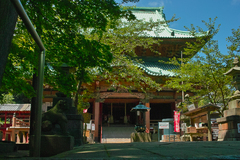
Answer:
102, 103, 137, 125
150, 103, 172, 121
101, 103, 137, 143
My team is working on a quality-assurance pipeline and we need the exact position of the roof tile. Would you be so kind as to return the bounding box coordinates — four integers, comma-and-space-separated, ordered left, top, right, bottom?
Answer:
130, 7, 206, 38
0, 104, 31, 111
135, 57, 178, 76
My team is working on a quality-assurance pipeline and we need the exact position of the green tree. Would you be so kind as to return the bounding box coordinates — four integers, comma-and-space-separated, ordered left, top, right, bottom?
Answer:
165, 18, 236, 116
0, 0, 138, 103
46, 10, 177, 110
1, 2, 177, 112
227, 26, 240, 54
0, 93, 15, 104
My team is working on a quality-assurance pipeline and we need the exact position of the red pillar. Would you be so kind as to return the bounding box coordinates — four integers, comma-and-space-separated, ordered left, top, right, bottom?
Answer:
145, 102, 150, 130
4, 112, 7, 127
94, 101, 100, 142
2, 131, 6, 141
26, 132, 29, 143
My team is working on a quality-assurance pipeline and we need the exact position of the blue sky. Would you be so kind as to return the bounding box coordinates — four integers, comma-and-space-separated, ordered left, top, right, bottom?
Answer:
117, 0, 240, 55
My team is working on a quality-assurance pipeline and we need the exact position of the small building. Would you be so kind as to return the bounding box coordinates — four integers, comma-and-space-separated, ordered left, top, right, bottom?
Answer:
183, 104, 220, 141
0, 104, 31, 143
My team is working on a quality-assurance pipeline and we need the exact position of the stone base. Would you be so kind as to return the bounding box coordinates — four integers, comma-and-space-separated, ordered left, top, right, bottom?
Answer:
66, 114, 83, 146
40, 135, 74, 157
228, 99, 240, 109
224, 108, 240, 117
0, 141, 17, 153
131, 132, 151, 142
161, 134, 181, 142
180, 135, 190, 141
16, 143, 29, 150
217, 115, 240, 141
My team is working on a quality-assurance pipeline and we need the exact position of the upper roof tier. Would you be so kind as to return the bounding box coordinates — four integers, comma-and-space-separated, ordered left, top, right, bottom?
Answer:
128, 7, 206, 38
136, 56, 177, 77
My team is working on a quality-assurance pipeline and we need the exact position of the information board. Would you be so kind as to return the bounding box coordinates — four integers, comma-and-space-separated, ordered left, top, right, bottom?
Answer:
158, 122, 169, 129
92, 124, 95, 131
83, 113, 91, 123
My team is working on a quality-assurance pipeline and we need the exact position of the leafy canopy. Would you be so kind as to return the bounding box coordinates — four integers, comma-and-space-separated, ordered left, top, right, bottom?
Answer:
1, 0, 138, 101
165, 18, 238, 115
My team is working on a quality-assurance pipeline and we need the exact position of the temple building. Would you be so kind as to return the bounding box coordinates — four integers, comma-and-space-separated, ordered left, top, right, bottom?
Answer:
42, 7, 205, 143
82, 7, 205, 143
0, 104, 30, 143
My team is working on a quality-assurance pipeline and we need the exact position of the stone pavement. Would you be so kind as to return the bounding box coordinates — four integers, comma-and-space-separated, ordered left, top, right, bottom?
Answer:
2, 141, 240, 159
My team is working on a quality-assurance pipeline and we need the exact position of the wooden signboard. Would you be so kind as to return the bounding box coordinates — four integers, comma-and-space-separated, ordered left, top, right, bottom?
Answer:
83, 113, 91, 123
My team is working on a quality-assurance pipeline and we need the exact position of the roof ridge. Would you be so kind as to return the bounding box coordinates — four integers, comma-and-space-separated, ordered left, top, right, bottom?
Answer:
132, 7, 164, 10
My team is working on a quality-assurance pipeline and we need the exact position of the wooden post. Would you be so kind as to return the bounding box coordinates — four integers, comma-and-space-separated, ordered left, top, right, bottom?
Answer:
4, 112, 7, 127
17, 132, 20, 143
27, 132, 29, 143
94, 101, 100, 142
110, 103, 114, 123
207, 110, 212, 141
23, 132, 27, 143
145, 102, 150, 130
124, 103, 128, 123
11, 129, 15, 142
2, 131, 6, 141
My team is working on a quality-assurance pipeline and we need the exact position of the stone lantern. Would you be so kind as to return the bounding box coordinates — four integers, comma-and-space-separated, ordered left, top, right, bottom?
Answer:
131, 102, 151, 132
224, 57, 240, 100
217, 56, 240, 141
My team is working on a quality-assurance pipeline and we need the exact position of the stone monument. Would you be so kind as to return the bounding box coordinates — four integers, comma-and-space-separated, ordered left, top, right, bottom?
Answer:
217, 57, 240, 141
40, 92, 83, 157
40, 99, 74, 157
52, 92, 84, 146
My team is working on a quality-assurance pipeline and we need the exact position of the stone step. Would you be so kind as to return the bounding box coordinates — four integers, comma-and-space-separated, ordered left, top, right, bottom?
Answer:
101, 138, 131, 143
102, 126, 135, 139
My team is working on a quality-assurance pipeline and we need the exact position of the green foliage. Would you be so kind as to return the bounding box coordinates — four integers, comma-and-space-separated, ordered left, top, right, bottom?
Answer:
227, 26, 240, 54
76, 90, 91, 114
45, 6, 178, 108
165, 18, 237, 116
0, 93, 15, 104
1, 0, 138, 101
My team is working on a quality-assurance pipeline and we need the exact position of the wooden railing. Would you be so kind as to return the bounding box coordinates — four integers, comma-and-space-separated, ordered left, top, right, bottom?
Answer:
15, 118, 30, 127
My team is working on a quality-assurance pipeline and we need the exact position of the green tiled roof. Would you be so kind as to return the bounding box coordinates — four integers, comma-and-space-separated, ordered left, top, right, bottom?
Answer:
135, 57, 178, 76
129, 7, 207, 38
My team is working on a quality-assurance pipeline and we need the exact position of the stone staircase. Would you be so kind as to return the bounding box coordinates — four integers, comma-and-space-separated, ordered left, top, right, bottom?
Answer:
101, 125, 135, 143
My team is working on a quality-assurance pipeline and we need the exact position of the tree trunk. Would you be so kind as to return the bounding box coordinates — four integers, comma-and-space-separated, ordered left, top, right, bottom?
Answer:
0, 0, 18, 88
74, 81, 82, 107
